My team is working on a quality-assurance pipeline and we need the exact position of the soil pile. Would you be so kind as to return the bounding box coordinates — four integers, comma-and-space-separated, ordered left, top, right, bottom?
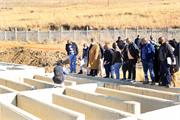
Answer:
0, 47, 66, 72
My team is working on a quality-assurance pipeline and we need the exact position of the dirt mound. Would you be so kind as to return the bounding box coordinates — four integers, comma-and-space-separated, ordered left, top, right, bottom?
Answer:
0, 47, 67, 72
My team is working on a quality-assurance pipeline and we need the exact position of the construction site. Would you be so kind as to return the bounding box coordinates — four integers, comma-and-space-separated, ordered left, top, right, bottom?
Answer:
0, 0, 180, 120
0, 61, 179, 120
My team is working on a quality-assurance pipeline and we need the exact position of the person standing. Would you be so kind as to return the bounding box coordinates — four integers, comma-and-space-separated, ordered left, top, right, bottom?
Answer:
87, 38, 101, 76
65, 40, 78, 73
126, 38, 140, 80
134, 35, 141, 49
141, 38, 155, 84
149, 36, 160, 83
103, 42, 114, 78
78, 43, 89, 74
158, 37, 175, 88
121, 41, 129, 80
111, 43, 122, 80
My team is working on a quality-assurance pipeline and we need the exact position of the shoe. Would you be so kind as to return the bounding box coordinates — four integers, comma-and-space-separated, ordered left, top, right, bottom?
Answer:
151, 82, 155, 85
78, 70, 83, 74
143, 81, 149, 84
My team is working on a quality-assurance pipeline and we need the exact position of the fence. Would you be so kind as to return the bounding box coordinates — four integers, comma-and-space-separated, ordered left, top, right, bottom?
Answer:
0, 28, 180, 43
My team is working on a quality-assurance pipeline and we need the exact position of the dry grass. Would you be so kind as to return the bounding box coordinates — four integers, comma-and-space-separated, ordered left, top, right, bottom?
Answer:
0, 0, 180, 29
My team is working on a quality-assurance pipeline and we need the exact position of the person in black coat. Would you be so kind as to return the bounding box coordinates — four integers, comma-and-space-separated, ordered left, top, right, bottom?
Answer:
126, 38, 140, 80
103, 42, 114, 78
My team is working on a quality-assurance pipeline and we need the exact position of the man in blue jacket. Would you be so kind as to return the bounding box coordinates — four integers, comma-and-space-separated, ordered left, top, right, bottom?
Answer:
141, 37, 155, 84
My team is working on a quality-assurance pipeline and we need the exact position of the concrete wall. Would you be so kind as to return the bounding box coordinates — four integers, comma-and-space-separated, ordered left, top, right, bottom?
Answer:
137, 105, 180, 120
104, 84, 180, 102
0, 93, 40, 120
0, 103, 40, 120
0, 78, 34, 91
23, 78, 54, 89
65, 87, 140, 115
96, 87, 178, 113
53, 94, 133, 120
17, 94, 85, 120
33, 75, 77, 86
0, 85, 17, 94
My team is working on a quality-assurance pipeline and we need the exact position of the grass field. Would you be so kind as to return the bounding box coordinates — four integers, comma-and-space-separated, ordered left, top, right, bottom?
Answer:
0, 0, 180, 30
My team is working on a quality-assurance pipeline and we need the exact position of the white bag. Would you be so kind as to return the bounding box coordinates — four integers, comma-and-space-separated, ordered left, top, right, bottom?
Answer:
167, 57, 176, 65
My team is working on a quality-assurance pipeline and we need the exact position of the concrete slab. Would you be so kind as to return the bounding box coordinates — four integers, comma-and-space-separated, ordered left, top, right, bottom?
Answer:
96, 87, 178, 113
0, 78, 34, 91
17, 94, 85, 120
69, 74, 180, 93
0, 103, 40, 120
0, 85, 17, 94
104, 84, 180, 102
65, 87, 141, 115
0, 93, 40, 120
0, 62, 45, 82
23, 78, 54, 89
53, 93, 133, 120
138, 105, 180, 120
33, 75, 77, 86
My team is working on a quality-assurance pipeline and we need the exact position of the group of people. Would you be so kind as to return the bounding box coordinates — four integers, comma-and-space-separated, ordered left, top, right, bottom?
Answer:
53, 35, 180, 88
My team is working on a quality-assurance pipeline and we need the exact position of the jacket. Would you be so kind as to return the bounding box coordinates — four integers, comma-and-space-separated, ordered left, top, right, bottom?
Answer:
141, 43, 155, 62
104, 49, 114, 65
159, 42, 174, 62
53, 65, 64, 84
122, 45, 128, 62
82, 47, 89, 59
112, 50, 122, 64
65, 42, 79, 55
128, 43, 140, 60
87, 43, 100, 69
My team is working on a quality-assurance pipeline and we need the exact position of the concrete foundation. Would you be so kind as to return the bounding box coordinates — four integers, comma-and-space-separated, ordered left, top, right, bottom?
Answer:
0, 62, 180, 120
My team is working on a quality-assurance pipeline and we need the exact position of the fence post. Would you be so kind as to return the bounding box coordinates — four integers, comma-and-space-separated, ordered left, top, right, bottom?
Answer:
125, 28, 127, 38
113, 29, 115, 41
4, 31, 7, 40
25, 30, 28, 41
99, 30, 101, 42
136, 27, 138, 36
15, 28, 17, 40
37, 30, 40, 42
86, 26, 89, 40
48, 30, 51, 41
60, 26, 63, 41
73, 30, 75, 41
151, 28, 153, 36
167, 28, 169, 39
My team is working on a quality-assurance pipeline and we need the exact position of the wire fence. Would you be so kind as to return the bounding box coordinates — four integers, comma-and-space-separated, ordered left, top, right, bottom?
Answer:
0, 28, 180, 43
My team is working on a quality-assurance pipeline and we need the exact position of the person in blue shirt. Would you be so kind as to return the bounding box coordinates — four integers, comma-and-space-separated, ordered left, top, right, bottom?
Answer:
141, 37, 155, 85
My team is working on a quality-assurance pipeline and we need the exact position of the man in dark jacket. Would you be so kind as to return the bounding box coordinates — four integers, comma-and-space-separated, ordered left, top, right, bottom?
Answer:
141, 38, 155, 84
122, 42, 129, 80
126, 38, 140, 80
149, 36, 160, 83
103, 42, 114, 78
134, 35, 141, 49
65, 40, 78, 73
174, 42, 180, 69
116, 36, 126, 50
158, 37, 175, 88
